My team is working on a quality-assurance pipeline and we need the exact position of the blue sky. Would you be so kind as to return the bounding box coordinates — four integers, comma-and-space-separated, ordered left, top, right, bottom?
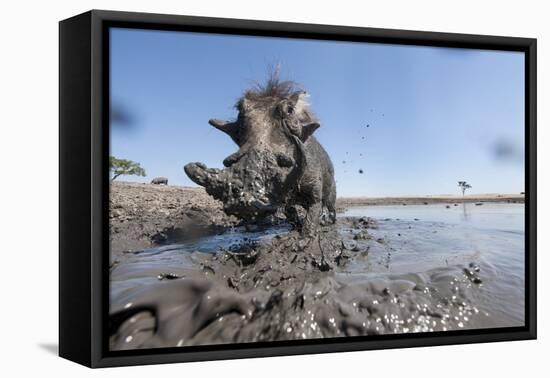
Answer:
110, 27, 525, 197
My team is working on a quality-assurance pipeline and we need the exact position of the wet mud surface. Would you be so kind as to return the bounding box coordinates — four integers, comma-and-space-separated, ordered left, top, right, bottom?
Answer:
110, 190, 524, 350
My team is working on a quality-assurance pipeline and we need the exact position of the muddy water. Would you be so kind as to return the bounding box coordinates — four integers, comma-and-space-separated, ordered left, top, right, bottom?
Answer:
342, 203, 525, 327
110, 224, 291, 306
109, 203, 524, 350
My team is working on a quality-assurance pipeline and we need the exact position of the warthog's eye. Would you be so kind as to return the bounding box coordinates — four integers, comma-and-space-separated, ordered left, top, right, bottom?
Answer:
277, 102, 294, 117
276, 153, 294, 168
286, 103, 294, 115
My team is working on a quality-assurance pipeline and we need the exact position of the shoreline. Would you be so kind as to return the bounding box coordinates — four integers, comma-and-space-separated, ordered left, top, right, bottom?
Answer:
115, 182, 524, 206
336, 194, 524, 207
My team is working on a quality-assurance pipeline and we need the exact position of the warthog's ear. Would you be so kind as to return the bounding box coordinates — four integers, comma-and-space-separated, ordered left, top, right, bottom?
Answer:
287, 91, 319, 141
209, 119, 241, 146
301, 122, 320, 142
288, 91, 308, 114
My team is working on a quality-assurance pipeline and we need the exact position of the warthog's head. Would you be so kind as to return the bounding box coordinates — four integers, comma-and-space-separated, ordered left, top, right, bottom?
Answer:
184, 77, 320, 221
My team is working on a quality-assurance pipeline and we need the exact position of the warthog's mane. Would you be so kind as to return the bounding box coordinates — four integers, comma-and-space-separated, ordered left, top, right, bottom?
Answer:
237, 73, 318, 125
244, 75, 298, 101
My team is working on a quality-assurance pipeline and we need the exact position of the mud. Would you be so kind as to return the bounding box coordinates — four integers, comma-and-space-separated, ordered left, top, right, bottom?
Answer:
109, 204, 492, 350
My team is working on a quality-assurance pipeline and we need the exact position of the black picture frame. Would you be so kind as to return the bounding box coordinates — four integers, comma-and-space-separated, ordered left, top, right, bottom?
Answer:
59, 9, 537, 368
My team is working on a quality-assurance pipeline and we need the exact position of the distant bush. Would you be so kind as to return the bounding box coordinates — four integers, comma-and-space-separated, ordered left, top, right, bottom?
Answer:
110, 156, 146, 181
458, 181, 472, 196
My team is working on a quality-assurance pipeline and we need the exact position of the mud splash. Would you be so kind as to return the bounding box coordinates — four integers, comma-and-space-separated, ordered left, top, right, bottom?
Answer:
109, 216, 490, 350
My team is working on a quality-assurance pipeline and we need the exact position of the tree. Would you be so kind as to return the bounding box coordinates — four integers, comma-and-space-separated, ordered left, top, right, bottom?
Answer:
110, 156, 146, 181
458, 181, 472, 196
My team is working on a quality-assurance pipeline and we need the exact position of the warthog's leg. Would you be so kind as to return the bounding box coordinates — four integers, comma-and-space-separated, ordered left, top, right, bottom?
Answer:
302, 202, 322, 237
284, 205, 302, 230
326, 202, 336, 224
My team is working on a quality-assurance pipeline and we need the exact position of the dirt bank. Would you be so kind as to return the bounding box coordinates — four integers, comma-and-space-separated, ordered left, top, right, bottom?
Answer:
109, 182, 238, 261
336, 194, 524, 208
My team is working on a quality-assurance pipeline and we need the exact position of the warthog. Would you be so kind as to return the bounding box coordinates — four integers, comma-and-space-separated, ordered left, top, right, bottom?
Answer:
151, 177, 168, 185
184, 76, 336, 235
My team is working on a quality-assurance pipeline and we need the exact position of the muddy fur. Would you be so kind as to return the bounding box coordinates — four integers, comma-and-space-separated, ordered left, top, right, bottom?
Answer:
185, 76, 336, 235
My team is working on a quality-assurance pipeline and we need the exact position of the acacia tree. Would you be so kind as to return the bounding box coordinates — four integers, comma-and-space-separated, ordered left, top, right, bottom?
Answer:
458, 181, 472, 196
110, 156, 146, 181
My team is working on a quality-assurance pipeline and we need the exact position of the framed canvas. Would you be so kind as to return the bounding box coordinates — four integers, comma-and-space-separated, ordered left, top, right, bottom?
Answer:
59, 10, 537, 368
